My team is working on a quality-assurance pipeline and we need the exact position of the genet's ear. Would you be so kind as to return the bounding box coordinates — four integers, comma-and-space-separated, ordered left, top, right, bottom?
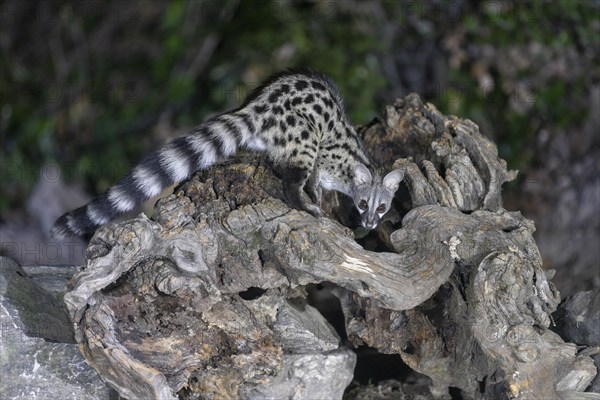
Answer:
353, 163, 372, 186
382, 169, 404, 193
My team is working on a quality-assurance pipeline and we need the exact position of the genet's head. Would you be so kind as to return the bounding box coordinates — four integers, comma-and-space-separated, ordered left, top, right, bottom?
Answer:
351, 163, 404, 230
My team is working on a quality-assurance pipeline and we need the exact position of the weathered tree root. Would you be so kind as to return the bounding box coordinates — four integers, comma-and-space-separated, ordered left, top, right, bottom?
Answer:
64, 94, 598, 399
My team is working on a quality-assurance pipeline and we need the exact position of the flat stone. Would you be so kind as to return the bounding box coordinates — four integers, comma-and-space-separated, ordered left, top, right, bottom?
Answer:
0, 260, 110, 400
0, 257, 74, 343
553, 290, 600, 347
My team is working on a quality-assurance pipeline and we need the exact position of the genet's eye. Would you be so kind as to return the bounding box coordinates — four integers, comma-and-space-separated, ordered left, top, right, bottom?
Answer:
358, 200, 368, 210
376, 204, 386, 213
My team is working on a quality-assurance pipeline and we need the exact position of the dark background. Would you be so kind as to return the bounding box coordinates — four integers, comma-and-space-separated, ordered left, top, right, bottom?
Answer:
1, 0, 598, 296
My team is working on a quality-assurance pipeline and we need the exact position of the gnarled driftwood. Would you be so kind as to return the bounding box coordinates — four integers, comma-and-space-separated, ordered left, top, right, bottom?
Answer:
63, 94, 598, 399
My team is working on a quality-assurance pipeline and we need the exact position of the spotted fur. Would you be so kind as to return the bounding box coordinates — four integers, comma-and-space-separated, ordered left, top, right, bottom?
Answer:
51, 69, 402, 238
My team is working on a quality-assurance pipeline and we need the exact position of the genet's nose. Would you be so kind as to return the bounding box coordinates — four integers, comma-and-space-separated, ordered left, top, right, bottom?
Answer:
364, 222, 378, 230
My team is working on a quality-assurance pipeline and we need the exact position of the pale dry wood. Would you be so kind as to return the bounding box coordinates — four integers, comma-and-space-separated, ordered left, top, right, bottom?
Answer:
62, 94, 598, 399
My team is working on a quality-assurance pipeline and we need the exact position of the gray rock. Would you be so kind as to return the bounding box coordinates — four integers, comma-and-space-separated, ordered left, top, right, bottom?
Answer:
0, 258, 110, 400
554, 290, 600, 347
0, 257, 74, 343
21, 265, 79, 295
552, 290, 600, 394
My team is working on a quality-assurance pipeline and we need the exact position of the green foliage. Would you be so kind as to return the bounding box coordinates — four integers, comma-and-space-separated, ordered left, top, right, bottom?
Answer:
442, 0, 598, 169
474, 0, 597, 48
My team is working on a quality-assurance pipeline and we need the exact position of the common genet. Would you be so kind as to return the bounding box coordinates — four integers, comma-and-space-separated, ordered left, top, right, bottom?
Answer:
52, 69, 403, 238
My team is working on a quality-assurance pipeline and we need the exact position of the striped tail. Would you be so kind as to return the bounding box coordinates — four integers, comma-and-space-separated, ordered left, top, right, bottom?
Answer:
51, 111, 261, 238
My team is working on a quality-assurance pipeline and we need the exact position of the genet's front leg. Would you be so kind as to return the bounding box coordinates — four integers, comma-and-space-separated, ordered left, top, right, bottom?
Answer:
279, 164, 322, 218
305, 171, 323, 207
